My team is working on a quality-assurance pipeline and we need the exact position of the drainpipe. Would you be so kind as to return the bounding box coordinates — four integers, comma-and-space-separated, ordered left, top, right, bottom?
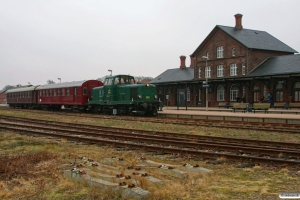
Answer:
246, 48, 252, 74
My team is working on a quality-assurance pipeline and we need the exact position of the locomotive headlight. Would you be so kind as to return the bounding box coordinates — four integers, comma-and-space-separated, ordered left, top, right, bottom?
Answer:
154, 95, 157, 99
146, 83, 150, 87
138, 95, 142, 99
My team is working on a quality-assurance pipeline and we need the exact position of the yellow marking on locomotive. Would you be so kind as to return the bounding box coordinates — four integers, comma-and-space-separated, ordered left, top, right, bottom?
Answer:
108, 89, 111, 94
146, 96, 150, 99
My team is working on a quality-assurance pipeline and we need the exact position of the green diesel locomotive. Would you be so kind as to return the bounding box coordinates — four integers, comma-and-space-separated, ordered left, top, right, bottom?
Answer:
88, 74, 160, 116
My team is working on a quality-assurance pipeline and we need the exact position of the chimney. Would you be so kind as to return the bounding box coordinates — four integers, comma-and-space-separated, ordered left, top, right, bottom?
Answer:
190, 56, 194, 67
180, 55, 186, 69
234, 13, 243, 30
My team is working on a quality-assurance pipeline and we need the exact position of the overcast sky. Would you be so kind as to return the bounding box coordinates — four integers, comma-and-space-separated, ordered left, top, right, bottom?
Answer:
1, 0, 300, 89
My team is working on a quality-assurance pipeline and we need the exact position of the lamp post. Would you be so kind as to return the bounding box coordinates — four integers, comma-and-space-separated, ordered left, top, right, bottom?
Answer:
58, 78, 61, 83
202, 56, 208, 111
108, 70, 112, 76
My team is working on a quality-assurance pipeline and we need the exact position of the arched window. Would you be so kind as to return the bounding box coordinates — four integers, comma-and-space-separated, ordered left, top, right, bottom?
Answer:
217, 85, 225, 101
230, 84, 239, 101
275, 82, 283, 101
198, 67, 201, 78
294, 82, 300, 102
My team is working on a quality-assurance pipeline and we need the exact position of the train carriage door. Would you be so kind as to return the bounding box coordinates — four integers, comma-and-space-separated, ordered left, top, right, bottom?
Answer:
74, 87, 77, 102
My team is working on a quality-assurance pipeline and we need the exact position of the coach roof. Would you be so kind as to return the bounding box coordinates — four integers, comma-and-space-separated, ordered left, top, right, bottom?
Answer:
6, 86, 38, 93
36, 80, 91, 90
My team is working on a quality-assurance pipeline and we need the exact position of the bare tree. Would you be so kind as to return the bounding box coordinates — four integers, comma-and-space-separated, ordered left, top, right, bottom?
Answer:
47, 80, 56, 84
97, 75, 109, 82
0, 85, 14, 93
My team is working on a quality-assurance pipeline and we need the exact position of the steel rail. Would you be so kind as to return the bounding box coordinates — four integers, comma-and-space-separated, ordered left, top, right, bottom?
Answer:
3, 107, 300, 133
0, 124, 299, 166
1, 114, 299, 150
2, 121, 300, 157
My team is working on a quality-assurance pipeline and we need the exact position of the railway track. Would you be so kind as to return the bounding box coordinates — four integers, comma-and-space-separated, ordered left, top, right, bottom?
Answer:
1, 107, 300, 133
0, 115, 299, 166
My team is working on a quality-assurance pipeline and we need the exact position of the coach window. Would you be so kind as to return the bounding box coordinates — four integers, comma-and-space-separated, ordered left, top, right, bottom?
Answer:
50, 89, 52, 96
67, 88, 70, 96
62, 89, 65, 96
43, 90, 45, 96
54, 89, 56, 96
83, 87, 87, 95
58, 89, 60, 96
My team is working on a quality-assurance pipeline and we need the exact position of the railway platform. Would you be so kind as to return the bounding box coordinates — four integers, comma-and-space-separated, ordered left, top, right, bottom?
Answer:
158, 106, 300, 124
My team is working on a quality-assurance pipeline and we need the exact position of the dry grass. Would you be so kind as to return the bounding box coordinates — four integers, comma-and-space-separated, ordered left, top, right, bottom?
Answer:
0, 109, 299, 199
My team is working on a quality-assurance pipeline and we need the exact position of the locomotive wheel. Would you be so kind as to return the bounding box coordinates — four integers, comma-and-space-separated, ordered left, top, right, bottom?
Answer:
152, 107, 158, 116
92, 106, 98, 114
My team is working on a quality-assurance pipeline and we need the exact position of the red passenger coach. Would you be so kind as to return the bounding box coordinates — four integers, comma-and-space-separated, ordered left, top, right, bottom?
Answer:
36, 80, 103, 111
6, 86, 39, 108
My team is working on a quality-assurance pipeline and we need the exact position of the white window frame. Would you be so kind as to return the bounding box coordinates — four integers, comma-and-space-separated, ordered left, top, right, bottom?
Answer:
217, 65, 224, 77
242, 63, 246, 75
205, 66, 211, 78
232, 48, 235, 56
217, 46, 224, 58
198, 67, 201, 78
230, 84, 239, 101
217, 85, 225, 101
230, 64, 237, 76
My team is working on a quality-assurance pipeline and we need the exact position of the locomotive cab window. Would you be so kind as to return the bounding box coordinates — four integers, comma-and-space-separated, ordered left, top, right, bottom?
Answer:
114, 77, 120, 85
104, 78, 113, 85
129, 77, 135, 84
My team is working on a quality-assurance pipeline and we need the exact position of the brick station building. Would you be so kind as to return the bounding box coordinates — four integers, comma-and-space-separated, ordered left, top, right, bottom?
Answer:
151, 14, 300, 107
